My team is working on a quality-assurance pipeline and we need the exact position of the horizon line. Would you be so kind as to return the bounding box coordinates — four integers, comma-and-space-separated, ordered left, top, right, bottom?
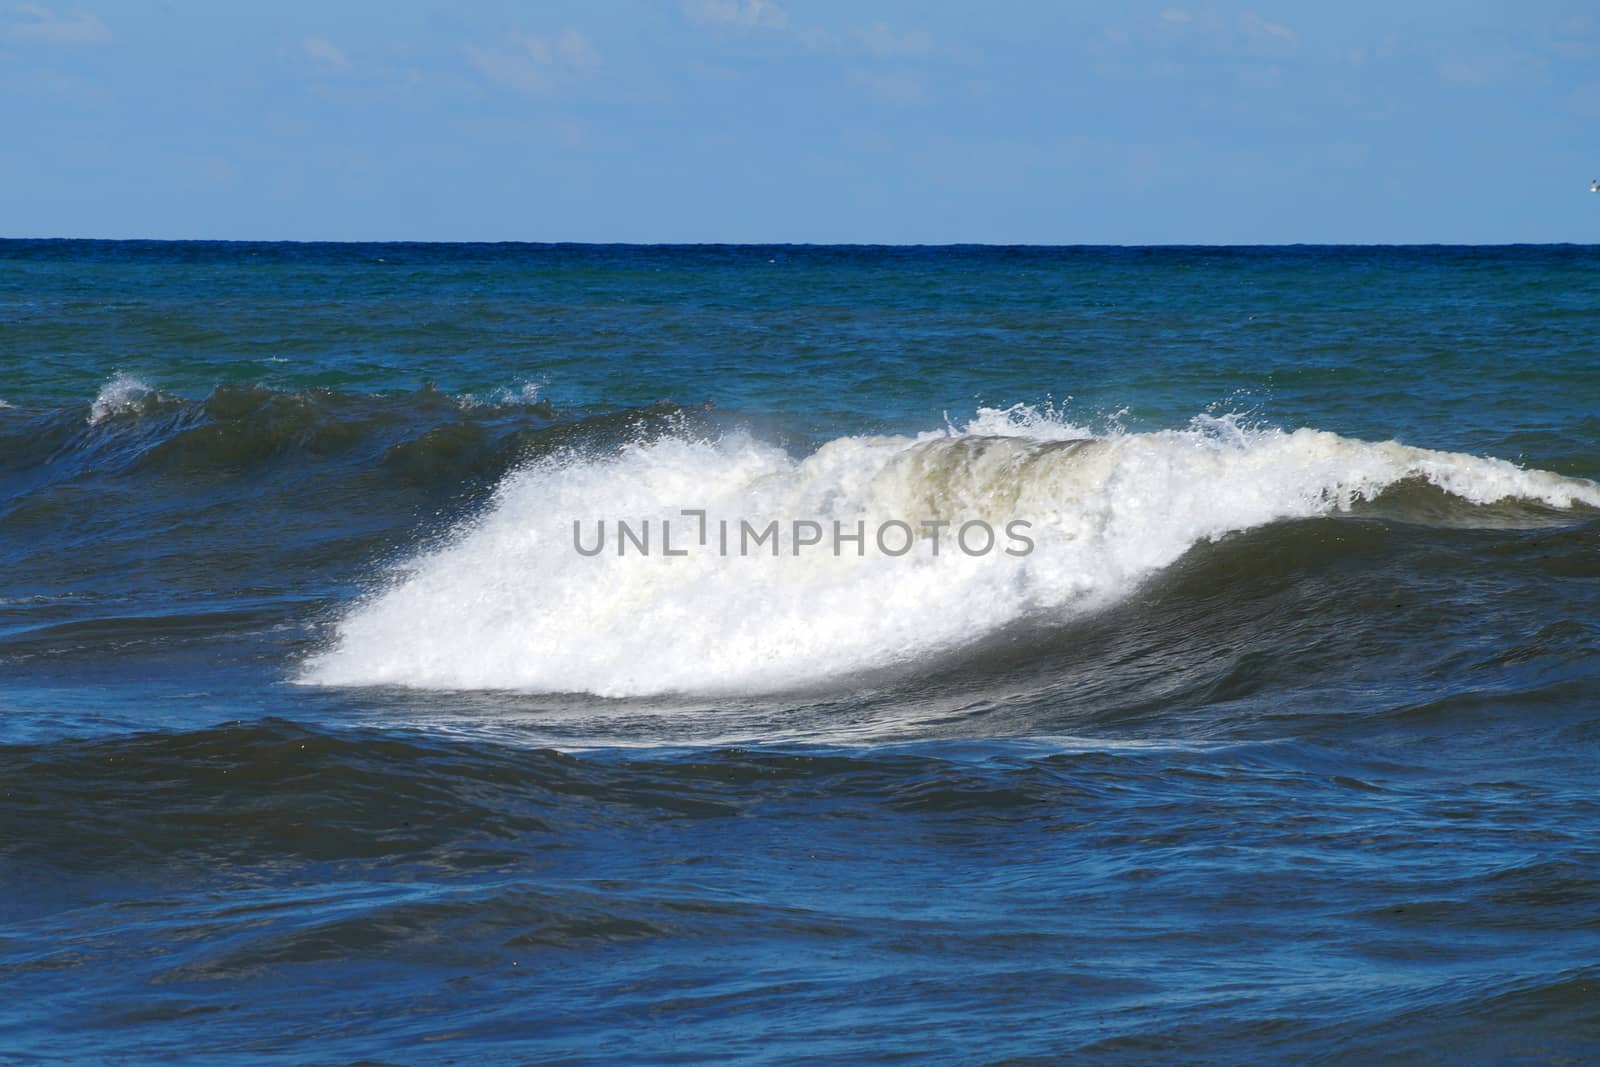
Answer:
4, 236, 1598, 250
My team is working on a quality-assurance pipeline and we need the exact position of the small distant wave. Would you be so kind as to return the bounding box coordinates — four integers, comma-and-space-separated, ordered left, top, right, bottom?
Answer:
456, 380, 546, 410
2, 380, 578, 490
80, 374, 554, 433
87, 371, 159, 425
301, 407, 1600, 698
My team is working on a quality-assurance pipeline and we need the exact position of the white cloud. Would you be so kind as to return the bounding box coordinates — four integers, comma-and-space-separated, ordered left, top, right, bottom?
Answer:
1437, 54, 1537, 87
554, 27, 599, 69
1152, 7, 1233, 38
302, 35, 349, 75
853, 70, 923, 106
1239, 13, 1296, 48
6, 4, 109, 45
1570, 82, 1600, 119
683, 0, 788, 32
796, 25, 832, 50
856, 22, 932, 58
466, 28, 599, 96
1437, 59, 1486, 85
31, 69, 103, 97
1236, 62, 1282, 88
1550, 16, 1598, 61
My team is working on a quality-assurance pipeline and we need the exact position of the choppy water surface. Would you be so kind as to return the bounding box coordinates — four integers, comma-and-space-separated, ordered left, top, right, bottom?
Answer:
2, 241, 1598, 1063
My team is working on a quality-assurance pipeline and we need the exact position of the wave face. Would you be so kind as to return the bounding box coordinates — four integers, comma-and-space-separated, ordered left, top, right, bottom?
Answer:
303, 409, 1600, 697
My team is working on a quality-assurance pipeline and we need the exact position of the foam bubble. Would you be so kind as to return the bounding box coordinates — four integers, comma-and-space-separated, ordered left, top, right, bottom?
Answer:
301, 411, 1600, 698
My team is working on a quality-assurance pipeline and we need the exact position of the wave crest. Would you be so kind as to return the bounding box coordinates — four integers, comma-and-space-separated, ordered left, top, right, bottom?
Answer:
87, 371, 163, 425
300, 411, 1600, 698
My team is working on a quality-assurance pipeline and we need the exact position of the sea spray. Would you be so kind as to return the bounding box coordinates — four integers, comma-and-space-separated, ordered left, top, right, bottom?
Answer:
87, 371, 157, 425
301, 410, 1600, 697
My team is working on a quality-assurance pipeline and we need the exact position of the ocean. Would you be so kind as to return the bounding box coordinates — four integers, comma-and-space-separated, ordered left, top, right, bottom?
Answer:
2, 240, 1598, 1064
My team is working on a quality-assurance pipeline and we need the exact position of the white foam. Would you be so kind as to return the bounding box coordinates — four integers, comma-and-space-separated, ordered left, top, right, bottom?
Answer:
456, 380, 544, 410
301, 410, 1600, 698
87, 372, 155, 426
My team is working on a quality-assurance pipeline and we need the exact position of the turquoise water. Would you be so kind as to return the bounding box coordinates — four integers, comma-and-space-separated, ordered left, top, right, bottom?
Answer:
2, 241, 1598, 1063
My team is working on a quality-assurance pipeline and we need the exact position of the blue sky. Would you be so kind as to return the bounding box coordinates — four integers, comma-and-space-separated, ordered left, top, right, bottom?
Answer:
4, 1, 1598, 243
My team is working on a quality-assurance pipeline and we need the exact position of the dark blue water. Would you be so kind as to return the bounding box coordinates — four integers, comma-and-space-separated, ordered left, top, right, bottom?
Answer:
2, 241, 1598, 1063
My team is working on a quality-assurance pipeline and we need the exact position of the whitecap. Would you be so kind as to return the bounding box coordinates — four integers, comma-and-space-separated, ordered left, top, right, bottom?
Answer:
301, 408, 1600, 698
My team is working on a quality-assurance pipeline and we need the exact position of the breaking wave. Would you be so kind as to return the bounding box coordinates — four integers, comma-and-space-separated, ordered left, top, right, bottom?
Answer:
87, 371, 161, 425
301, 408, 1600, 697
